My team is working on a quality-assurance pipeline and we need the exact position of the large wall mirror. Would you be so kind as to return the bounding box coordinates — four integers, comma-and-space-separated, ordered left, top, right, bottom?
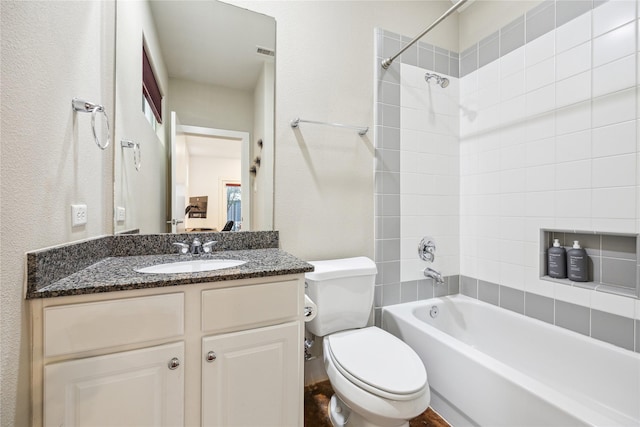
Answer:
114, 0, 275, 235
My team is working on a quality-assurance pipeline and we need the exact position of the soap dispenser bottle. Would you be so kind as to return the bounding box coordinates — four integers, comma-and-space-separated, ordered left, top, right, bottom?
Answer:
567, 240, 588, 282
547, 239, 567, 279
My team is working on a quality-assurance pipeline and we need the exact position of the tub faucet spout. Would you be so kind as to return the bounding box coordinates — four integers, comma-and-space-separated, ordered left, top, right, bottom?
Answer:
424, 267, 445, 285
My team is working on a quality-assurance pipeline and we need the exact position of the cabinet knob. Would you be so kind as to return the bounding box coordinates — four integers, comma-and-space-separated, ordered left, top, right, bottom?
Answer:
206, 351, 217, 362
168, 357, 180, 370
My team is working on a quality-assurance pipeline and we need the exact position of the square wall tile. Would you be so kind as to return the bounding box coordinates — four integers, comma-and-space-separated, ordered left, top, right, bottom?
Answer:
556, 70, 591, 108
591, 154, 636, 188
461, 275, 478, 298
592, 120, 636, 158
500, 286, 525, 314
556, 12, 591, 53
556, 0, 592, 28
378, 126, 401, 150
556, 129, 591, 163
593, 55, 636, 98
460, 45, 478, 77
526, 57, 555, 92
400, 36, 418, 67
555, 300, 590, 335
591, 309, 635, 351
418, 278, 435, 300
556, 41, 591, 81
479, 31, 500, 68
382, 282, 401, 306
525, 292, 555, 323
378, 81, 401, 106
501, 15, 525, 57
601, 234, 636, 260
592, 0, 636, 37
500, 46, 525, 77
448, 275, 460, 295
601, 257, 636, 289
526, 0, 556, 43
593, 21, 635, 68
418, 45, 435, 71
592, 88, 636, 129
526, 31, 556, 67
478, 280, 500, 305
401, 281, 418, 303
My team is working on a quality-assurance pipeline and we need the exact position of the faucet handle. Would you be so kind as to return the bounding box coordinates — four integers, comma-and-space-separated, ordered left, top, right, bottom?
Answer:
202, 240, 217, 254
418, 237, 436, 262
172, 242, 189, 255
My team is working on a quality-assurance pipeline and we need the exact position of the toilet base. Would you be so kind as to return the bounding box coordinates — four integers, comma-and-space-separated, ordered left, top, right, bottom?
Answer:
329, 394, 409, 427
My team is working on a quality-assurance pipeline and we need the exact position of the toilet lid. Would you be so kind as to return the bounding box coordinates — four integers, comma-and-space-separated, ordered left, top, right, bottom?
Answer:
327, 327, 427, 399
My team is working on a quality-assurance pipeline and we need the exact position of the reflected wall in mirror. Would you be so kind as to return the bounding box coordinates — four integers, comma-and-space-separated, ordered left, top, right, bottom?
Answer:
114, 0, 275, 235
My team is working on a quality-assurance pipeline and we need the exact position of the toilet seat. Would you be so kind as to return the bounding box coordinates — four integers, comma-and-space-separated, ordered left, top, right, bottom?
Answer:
326, 327, 427, 401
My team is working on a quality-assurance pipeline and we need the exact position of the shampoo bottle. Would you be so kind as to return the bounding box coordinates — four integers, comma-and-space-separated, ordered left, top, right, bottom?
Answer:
547, 239, 567, 279
567, 240, 588, 282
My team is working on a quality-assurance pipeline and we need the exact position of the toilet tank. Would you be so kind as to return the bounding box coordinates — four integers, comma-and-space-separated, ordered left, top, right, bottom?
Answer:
304, 257, 377, 337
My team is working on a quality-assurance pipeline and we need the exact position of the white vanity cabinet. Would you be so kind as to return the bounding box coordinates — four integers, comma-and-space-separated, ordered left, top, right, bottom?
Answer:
44, 341, 185, 426
202, 322, 300, 426
200, 279, 303, 426
30, 275, 305, 427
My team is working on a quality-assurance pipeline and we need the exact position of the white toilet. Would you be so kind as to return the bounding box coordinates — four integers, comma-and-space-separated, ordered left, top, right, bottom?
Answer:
305, 257, 430, 427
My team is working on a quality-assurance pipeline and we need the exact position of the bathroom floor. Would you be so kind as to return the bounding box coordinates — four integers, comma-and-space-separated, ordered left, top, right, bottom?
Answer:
304, 380, 450, 427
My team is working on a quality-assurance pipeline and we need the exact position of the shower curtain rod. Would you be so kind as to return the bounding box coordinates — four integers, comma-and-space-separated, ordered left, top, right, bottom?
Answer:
381, 0, 468, 69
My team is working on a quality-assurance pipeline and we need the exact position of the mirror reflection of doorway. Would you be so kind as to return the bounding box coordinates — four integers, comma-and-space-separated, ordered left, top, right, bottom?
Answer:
223, 182, 241, 231
170, 112, 250, 232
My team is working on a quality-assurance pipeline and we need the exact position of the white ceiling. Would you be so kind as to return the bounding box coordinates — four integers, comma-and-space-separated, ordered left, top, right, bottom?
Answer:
148, 0, 275, 91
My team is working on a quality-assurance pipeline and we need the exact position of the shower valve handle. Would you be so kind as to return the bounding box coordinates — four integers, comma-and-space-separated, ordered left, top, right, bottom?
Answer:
418, 237, 436, 263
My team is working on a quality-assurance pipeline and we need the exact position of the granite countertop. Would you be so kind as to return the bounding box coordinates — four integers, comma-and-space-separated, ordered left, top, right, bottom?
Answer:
28, 248, 314, 299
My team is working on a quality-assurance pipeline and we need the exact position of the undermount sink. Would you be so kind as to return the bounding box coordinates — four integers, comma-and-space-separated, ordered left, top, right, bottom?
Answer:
136, 259, 246, 274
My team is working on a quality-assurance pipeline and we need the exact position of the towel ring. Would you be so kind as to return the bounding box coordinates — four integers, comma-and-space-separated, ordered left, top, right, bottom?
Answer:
72, 98, 111, 150
121, 139, 141, 171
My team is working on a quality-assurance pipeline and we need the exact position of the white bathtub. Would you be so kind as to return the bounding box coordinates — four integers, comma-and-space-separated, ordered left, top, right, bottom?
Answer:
382, 295, 640, 427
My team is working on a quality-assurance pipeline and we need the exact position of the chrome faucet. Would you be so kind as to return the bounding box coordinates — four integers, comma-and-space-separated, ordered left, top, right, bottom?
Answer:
173, 238, 217, 256
189, 238, 217, 256
424, 267, 445, 285
190, 238, 203, 255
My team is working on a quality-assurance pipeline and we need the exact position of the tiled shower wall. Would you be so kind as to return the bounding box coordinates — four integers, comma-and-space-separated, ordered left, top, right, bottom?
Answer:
374, 0, 640, 352
459, 0, 640, 352
374, 29, 460, 325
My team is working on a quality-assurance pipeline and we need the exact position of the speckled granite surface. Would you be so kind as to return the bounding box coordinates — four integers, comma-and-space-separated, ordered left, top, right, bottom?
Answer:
26, 231, 313, 299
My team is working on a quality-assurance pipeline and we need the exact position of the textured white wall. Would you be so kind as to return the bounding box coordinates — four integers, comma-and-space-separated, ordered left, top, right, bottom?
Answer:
226, 0, 458, 261
0, 2, 115, 426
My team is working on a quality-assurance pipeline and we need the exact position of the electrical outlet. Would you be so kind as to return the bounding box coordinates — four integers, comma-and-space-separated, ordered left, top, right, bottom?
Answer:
71, 204, 87, 227
116, 206, 126, 222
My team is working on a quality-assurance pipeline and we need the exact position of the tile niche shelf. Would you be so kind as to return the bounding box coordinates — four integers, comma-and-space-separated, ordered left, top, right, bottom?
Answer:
540, 229, 639, 299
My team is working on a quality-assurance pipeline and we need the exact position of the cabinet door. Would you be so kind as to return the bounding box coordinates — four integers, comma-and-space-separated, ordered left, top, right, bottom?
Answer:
202, 321, 301, 427
44, 342, 184, 427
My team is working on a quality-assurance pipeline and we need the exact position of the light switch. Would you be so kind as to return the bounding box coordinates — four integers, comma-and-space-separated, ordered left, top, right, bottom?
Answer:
71, 204, 87, 227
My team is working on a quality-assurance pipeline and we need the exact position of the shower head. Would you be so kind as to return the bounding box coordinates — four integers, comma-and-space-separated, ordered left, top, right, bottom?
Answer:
425, 72, 449, 88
